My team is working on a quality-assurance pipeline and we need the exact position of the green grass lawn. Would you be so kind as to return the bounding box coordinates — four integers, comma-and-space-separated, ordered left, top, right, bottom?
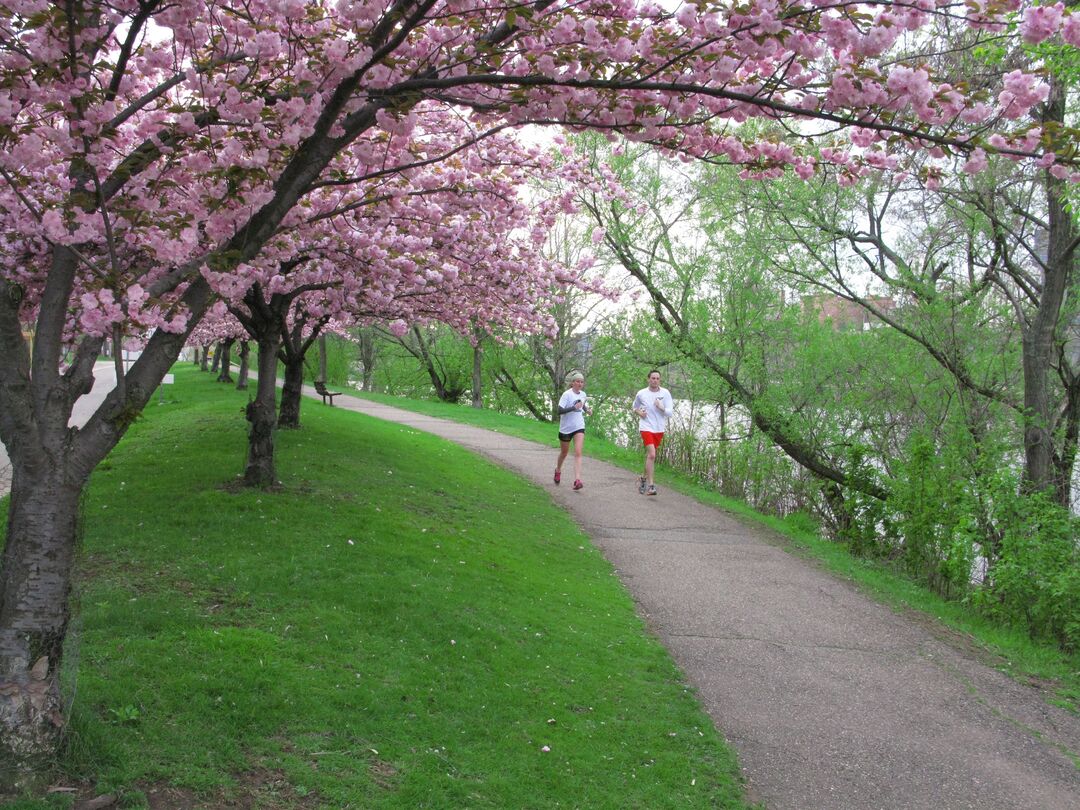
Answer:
350, 389, 1080, 714
2, 366, 752, 809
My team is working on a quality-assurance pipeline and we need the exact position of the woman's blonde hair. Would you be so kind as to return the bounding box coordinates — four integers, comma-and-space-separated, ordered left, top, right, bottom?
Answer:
567, 371, 584, 383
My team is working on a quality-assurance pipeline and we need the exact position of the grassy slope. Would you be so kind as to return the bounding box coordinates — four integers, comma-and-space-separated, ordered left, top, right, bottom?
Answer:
351, 390, 1080, 713
2, 367, 751, 809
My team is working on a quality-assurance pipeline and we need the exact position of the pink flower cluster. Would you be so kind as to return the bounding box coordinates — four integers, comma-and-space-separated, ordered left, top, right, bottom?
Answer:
0, 0, 1076, 354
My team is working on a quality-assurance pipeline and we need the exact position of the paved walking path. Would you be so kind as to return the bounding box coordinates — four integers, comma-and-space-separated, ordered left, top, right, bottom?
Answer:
311, 386, 1080, 810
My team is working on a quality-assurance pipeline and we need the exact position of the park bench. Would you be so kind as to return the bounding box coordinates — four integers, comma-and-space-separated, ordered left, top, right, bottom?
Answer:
314, 380, 341, 406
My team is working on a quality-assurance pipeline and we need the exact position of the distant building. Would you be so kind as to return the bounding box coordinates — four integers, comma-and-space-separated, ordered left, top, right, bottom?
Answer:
802, 294, 896, 331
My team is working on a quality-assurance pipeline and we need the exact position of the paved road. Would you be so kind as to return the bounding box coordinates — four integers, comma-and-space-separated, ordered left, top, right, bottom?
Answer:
315, 387, 1080, 810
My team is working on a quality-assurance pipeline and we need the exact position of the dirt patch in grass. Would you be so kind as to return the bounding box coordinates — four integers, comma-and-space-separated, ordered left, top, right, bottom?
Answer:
228, 767, 322, 809
217, 479, 285, 495
74, 554, 145, 586
66, 769, 322, 809
368, 758, 399, 790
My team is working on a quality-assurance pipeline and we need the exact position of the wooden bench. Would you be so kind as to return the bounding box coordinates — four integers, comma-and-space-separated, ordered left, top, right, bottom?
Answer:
314, 380, 341, 405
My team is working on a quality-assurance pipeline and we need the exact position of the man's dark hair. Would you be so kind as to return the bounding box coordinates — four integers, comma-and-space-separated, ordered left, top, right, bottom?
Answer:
648, 369, 661, 377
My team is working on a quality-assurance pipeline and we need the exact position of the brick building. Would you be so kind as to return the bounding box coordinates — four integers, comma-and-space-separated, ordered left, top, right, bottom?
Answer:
801, 294, 896, 330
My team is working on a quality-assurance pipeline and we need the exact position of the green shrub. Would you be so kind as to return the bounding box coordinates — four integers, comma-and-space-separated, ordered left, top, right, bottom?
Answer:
889, 434, 979, 598
979, 486, 1080, 651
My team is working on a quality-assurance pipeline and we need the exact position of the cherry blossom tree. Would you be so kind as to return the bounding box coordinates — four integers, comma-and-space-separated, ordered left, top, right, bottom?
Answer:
1, 0, 1078, 783
217, 119, 577, 486
189, 304, 249, 381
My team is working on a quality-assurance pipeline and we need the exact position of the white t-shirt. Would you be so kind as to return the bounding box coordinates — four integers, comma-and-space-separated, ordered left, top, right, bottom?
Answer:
558, 389, 588, 433
633, 386, 672, 433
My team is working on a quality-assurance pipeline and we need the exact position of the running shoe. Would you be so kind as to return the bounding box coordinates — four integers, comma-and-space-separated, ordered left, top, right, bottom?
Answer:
638, 476, 647, 495
646, 484, 658, 496
554, 469, 561, 485
573, 479, 584, 491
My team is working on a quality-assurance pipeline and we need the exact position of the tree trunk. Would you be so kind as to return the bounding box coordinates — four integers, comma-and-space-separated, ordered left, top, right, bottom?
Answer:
405, 328, 464, 402
471, 339, 483, 409
236, 341, 250, 390
192, 346, 200, 366
0, 467, 84, 789
318, 335, 328, 383
199, 346, 209, 372
216, 338, 235, 383
1022, 76, 1076, 504
0, 271, 212, 786
243, 339, 279, 488
358, 330, 377, 391
1055, 380, 1080, 508
543, 351, 567, 421
277, 355, 304, 429
496, 365, 550, 422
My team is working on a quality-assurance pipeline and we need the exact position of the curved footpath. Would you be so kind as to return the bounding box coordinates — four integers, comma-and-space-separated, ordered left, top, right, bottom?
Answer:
314, 387, 1080, 810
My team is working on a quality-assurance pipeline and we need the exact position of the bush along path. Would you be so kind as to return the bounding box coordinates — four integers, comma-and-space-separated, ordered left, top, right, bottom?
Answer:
310, 384, 1080, 810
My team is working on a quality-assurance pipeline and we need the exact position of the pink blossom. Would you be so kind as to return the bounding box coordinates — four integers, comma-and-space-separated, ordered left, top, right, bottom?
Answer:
998, 71, 1050, 119
40, 209, 67, 243
963, 148, 988, 174
960, 103, 992, 124
676, 4, 697, 29
2, 0, 1071, 382
849, 127, 880, 148
885, 66, 933, 108
1020, 4, 1064, 44
1063, 13, 1080, 46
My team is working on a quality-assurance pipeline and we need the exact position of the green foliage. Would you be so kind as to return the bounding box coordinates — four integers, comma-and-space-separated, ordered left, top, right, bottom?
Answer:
830, 444, 886, 558
309, 334, 356, 386
106, 705, 141, 726
978, 485, 1080, 652
889, 434, 979, 596
887, 429, 1080, 652
574, 139, 1080, 667
371, 326, 473, 401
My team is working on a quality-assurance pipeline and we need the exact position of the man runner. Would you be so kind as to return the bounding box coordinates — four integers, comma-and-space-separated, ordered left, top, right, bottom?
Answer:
631, 369, 672, 496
